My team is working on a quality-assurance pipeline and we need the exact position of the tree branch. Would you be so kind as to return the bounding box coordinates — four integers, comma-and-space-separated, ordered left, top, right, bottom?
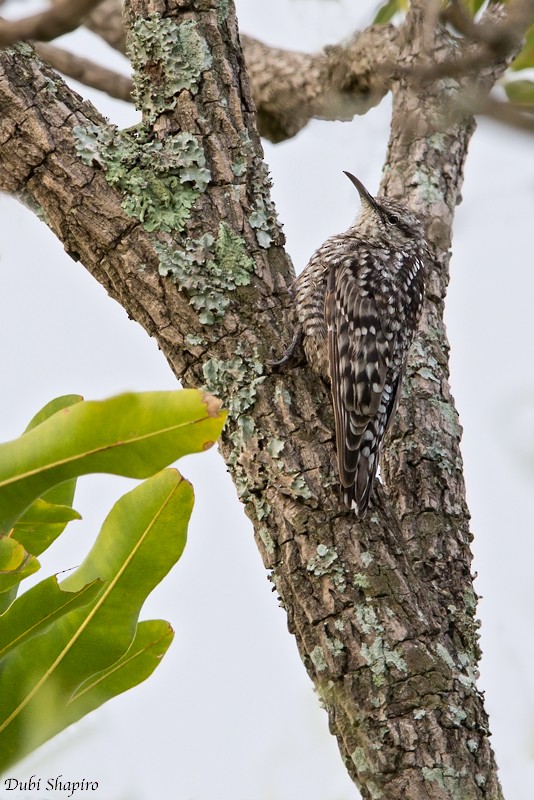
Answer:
34, 42, 133, 101
70, 0, 127, 53
240, 27, 396, 142
0, 0, 104, 45
475, 92, 534, 130
38, 0, 534, 141
79, 0, 396, 143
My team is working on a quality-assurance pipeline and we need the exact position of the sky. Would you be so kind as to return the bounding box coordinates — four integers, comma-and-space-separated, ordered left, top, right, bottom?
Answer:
1, 1, 533, 799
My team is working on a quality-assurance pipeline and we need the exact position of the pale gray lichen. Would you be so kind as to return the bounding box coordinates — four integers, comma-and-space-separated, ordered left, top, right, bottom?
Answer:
361, 551, 374, 568
427, 132, 448, 153
249, 196, 275, 248
127, 15, 212, 120
351, 746, 368, 773
467, 738, 479, 753
42, 76, 58, 96
18, 190, 49, 226
249, 162, 279, 249
185, 333, 206, 347
12, 42, 33, 56
231, 156, 247, 177
310, 645, 328, 672
421, 766, 466, 793
367, 781, 383, 800
73, 125, 210, 234
217, 0, 230, 23
356, 604, 407, 686
412, 168, 443, 206
449, 704, 467, 727
355, 604, 382, 635
253, 496, 271, 520
274, 385, 292, 406
354, 573, 370, 589
157, 222, 253, 324
307, 545, 346, 592
202, 345, 264, 420
258, 527, 275, 555
290, 474, 312, 499
267, 438, 285, 458
308, 544, 338, 575
435, 642, 456, 671
326, 637, 344, 657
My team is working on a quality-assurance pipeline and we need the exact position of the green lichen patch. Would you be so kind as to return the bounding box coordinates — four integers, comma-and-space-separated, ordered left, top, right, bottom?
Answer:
307, 544, 346, 592
217, 0, 230, 24
185, 333, 207, 347
351, 746, 368, 773
73, 125, 210, 234
127, 14, 212, 120
421, 766, 466, 794
202, 345, 264, 420
249, 162, 280, 249
231, 156, 247, 177
354, 572, 370, 589
267, 438, 285, 458
310, 645, 328, 672
356, 603, 407, 687
435, 642, 456, 671
258, 526, 275, 556
156, 222, 254, 325
308, 544, 339, 576
467, 738, 478, 753
290, 474, 312, 500
274, 384, 292, 406
326, 637, 344, 657
448, 704, 467, 726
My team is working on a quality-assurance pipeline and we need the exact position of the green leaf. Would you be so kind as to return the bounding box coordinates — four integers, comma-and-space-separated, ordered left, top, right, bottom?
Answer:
0, 390, 226, 533
0, 536, 40, 593
0, 469, 192, 770
0, 575, 102, 659
65, 620, 174, 723
12, 499, 82, 557
23, 395, 84, 433
511, 25, 534, 71
503, 79, 534, 105
372, 0, 409, 24
373, 0, 399, 24
463, 0, 487, 14
24, 395, 83, 511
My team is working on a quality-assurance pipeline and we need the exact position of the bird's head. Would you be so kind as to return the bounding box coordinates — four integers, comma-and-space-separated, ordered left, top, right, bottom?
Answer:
344, 171, 425, 246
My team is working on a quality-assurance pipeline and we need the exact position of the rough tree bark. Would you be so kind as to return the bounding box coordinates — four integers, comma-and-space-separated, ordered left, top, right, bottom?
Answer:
0, 1, 530, 797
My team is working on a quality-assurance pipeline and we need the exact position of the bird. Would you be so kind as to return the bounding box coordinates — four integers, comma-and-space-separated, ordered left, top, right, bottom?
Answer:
277, 172, 426, 517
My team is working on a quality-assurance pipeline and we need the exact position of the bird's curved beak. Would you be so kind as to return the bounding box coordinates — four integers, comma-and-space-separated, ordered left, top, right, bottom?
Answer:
343, 171, 380, 212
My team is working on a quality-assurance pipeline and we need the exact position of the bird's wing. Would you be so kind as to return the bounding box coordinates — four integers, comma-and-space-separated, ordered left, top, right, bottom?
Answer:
326, 261, 400, 516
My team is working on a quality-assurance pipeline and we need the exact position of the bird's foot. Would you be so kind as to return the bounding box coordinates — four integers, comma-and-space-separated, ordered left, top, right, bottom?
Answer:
266, 327, 303, 368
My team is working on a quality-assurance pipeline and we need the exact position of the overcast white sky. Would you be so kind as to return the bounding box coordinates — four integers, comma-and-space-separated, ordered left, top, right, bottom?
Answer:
1, 1, 534, 799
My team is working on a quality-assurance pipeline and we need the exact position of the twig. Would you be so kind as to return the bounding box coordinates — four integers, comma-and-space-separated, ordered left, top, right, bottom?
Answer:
67, 0, 126, 54
475, 93, 534, 131
0, 0, 104, 46
35, 42, 133, 102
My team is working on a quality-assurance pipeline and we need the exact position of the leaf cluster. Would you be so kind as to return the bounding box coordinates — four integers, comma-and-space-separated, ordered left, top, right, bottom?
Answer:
0, 390, 226, 770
